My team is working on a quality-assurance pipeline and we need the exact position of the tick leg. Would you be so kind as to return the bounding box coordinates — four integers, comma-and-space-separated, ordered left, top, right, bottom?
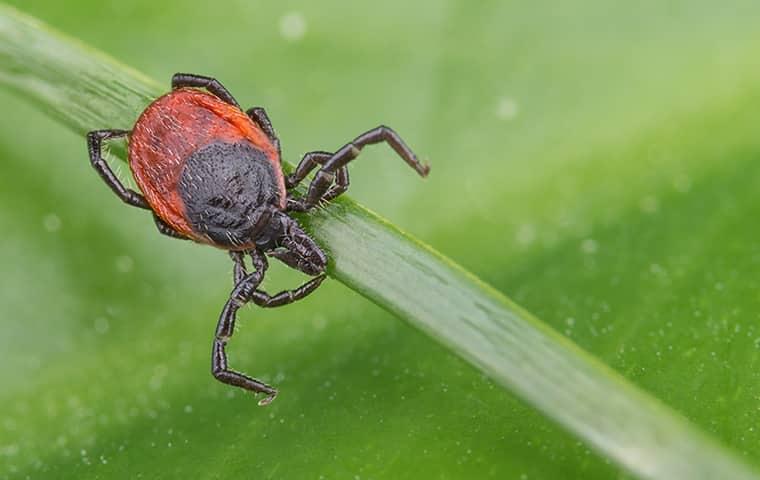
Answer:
172, 73, 241, 108
246, 107, 280, 152
154, 214, 187, 240
213, 250, 278, 405
233, 249, 326, 307
229, 251, 248, 284
285, 151, 349, 204
226, 249, 269, 309
87, 130, 150, 209
212, 341, 277, 405
287, 125, 428, 212
250, 274, 326, 308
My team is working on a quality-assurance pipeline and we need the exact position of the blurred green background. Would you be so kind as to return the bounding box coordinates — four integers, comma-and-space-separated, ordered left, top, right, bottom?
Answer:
3, 1, 760, 478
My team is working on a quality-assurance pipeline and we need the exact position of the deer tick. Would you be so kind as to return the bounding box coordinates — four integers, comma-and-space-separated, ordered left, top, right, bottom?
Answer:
86, 73, 429, 405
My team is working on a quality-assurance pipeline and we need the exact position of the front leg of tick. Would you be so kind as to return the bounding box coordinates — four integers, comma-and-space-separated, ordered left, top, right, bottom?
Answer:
213, 249, 326, 404
212, 251, 278, 405
231, 248, 327, 307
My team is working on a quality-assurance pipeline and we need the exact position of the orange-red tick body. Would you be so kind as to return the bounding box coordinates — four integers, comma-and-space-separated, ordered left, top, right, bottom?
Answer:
128, 88, 285, 249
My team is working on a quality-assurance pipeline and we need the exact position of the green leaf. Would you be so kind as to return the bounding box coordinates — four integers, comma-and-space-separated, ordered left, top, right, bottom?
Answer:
1, 2, 759, 479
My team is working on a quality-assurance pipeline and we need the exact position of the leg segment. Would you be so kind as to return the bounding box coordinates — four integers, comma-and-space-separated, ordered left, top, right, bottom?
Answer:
154, 214, 187, 240
285, 151, 350, 204
246, 107, 280, 152
172, 73, 240, 108
250, 274, 326, 308
214, 249, 326, 404
231, 249, 326, 305
87, 130, 150, 209
287, 125, 428, 212
212, 341, 277, 405
213, 251, 276, 405
229, 249, 269, 285
229, 251, 248, 284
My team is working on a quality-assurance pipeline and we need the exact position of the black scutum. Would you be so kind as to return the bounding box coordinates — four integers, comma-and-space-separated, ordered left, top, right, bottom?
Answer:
178, 140, 280, 247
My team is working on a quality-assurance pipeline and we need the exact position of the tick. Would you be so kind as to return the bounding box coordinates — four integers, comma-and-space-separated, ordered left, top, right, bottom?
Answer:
86, 73, 429, 405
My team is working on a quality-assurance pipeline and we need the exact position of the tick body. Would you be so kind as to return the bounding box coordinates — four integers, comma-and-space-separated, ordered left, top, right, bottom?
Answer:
87, 73, 429, 405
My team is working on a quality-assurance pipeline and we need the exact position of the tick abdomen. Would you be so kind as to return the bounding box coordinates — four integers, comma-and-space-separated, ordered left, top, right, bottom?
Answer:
128, 88, 284, 245
178, 140, 281, 248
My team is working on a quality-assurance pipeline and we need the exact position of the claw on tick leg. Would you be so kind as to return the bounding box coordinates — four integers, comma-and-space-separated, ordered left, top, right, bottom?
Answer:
258, 390, 278, 406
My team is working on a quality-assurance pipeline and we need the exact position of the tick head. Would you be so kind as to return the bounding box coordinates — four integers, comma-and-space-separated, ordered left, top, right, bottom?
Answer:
255, 211, 327, 276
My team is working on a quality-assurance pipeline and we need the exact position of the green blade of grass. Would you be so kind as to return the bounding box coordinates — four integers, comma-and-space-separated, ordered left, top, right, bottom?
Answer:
0, 4, 756, 479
